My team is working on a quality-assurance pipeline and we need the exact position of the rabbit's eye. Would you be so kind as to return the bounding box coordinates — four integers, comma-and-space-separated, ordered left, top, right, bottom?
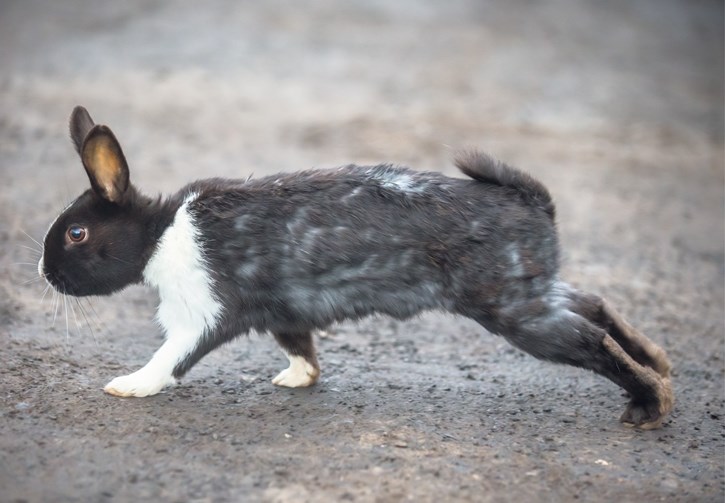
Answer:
67, 225, 87, 243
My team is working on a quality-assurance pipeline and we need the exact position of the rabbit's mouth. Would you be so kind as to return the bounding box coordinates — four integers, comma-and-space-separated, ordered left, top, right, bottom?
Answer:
42, 267, 79, 296
36, 256, 61, 292
46, 272, 68, 294
38, 255, 88, 296
42, 263, 123, 297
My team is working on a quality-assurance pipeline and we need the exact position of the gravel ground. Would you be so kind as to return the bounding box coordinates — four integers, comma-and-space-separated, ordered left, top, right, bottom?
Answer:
1, 1, 723, 501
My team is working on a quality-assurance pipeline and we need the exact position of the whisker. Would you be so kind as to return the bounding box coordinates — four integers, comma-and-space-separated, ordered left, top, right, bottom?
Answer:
18, 244, 42, 254
106, 254, 133, 265
75, 298, 99, 346
20, 230, 43, 249
40, 284, 51, 303
83, 298, 105, 332
20, 276, 43, 286
52, 290, 60, 326
68, 298, 82, 337
63, 294, 70, 346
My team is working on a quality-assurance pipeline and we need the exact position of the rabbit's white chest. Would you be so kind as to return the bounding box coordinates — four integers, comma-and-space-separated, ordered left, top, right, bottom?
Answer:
143, 195, 221, 335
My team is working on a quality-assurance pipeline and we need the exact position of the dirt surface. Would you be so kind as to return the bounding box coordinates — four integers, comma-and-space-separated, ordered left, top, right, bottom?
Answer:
1, 1, 723, 501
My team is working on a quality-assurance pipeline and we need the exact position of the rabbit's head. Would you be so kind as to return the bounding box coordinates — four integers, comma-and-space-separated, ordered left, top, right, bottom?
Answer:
39, 107, 157, 296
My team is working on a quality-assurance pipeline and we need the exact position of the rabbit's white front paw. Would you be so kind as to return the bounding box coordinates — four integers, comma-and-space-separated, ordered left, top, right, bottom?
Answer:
104, 369, 174, 397
272, 356, 320, 388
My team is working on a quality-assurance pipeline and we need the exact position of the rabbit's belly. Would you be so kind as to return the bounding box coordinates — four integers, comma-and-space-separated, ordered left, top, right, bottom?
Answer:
282, 277, 447, 323
226, 259, 448, 331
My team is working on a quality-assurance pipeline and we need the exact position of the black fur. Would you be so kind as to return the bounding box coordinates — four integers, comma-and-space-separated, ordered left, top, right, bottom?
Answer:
42, 106, 180, 296
173, 164, 558, 375
454, 150, 555, 219
41, 107, 674, 429
69, 106, 95, 154
42, 188, 179, 296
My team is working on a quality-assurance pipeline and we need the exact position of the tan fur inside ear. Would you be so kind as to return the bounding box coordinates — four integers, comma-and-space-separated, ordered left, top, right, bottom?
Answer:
82, 134, 127, 202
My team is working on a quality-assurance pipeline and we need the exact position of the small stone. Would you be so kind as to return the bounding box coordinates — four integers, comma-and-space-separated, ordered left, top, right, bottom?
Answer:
661, 478, 679, 490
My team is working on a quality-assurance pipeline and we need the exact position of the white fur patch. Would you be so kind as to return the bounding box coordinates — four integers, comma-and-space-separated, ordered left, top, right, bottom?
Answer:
542, 280, 578, 323
104, 367, 174, 397
341, 186, 363, 203
370, 169, 428, 194
546, 280, 574, 311
506, 243, 525, 278
104, 194, 222, 397
272, 353, 320, 388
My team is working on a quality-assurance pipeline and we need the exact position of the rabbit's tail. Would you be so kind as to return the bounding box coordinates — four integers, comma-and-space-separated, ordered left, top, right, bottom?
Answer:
454, 150, 555, 219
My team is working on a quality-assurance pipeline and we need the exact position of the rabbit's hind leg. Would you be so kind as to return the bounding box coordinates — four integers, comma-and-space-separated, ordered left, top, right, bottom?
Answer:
271, 331, 321, 388
483, 284, 673, 429
567, 291, 671, 378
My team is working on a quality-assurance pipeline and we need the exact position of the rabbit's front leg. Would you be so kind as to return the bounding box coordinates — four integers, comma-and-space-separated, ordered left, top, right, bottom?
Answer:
271, 331, 320, 388
104, 191, 223, 397
104, 327, 201, 397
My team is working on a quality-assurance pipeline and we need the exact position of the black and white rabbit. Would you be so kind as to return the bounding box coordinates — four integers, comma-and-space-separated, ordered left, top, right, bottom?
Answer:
39, 106, 673, 429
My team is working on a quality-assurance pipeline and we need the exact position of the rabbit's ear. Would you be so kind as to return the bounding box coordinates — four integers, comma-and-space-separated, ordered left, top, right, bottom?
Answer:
81, 125, 130, 204
69, 106, 95, 154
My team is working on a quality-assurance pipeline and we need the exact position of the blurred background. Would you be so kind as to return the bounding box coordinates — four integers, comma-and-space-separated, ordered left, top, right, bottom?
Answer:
1, 1, 723, 501
1, 0, 721, 182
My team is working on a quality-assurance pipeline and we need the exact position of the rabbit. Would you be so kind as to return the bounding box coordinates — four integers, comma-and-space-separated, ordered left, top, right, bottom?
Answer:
38, 106, 673, 429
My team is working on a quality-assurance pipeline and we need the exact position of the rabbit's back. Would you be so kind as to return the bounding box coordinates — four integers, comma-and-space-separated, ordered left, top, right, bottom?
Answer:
184, 164, 559, 334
